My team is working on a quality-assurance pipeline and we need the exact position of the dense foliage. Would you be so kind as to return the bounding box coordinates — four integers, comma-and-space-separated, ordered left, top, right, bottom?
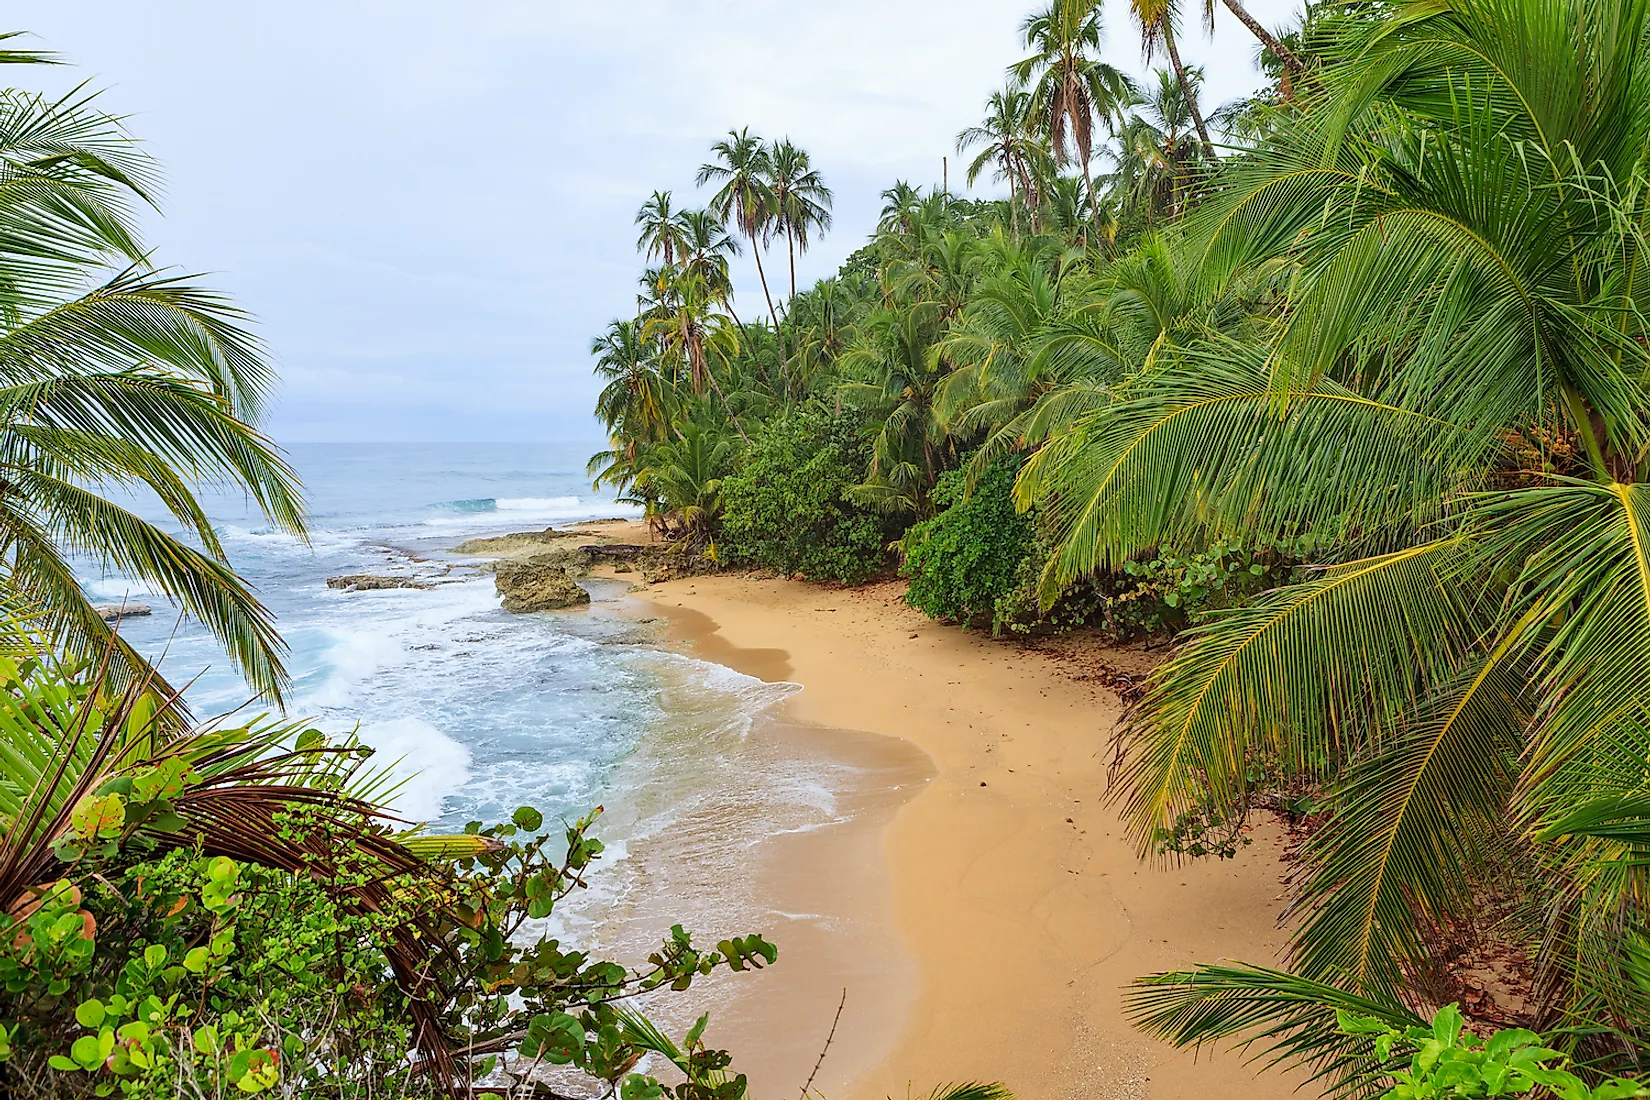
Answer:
587, 0, 1650, 1090
719, 408, 887, 582
901, 461, 1032, 631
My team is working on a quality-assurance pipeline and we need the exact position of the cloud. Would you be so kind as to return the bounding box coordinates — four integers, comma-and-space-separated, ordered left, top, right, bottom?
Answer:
8, 0, 1299, 441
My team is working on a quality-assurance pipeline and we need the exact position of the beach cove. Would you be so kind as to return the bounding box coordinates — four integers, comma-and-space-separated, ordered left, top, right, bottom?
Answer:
570, 519, 1304, 1100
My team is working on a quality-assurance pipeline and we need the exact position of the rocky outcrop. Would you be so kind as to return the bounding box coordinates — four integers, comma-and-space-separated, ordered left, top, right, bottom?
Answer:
453, 528, 591, 556
326, 574, 435, 591
582, 543, 645, 561
494, 560, 590, 612
95, 602, 152, 622
474, 544, 592, 579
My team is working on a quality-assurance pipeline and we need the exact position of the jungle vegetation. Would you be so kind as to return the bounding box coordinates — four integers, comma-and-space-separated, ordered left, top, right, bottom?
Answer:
589, 0, 1650, 1093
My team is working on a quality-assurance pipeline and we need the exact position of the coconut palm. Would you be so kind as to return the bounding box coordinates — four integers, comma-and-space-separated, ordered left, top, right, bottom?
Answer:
1009, 0, 1137, 223
1127, 0, 1217, 160
838, 302, 953, 516
697, 129, 781, 339
1107, 68, 1211, 222
956, 86, 1050, 236
591, 318, 671, 449
0, 75, 304, 705
678, 207, 742, 304
877, 181, 926, 238
1016, 0, 1650, 1074
764, 138, 833, 303
635, 189, 690, 268
623, 419, 738, 554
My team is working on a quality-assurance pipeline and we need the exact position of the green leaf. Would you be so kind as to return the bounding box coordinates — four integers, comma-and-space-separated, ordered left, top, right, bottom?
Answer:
74, 999, 105, 1028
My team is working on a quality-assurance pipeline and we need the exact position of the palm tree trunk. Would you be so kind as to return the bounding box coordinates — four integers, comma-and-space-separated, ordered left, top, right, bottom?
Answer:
1005, 152, 1020, 237
1221, 0, 1304, 74
1163, 24, 1218, 162
787, 226, 797, 301
1079, 155, 1099, 246
747, 236, 786, 396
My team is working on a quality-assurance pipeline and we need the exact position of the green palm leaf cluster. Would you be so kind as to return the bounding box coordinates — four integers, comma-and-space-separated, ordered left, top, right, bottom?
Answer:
0, 58, 302, 703
976, 0, 1650, 1081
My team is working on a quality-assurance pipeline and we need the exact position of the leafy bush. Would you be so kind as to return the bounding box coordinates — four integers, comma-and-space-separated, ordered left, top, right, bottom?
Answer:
719, 406, 888, 583
901, 460, 1033, 630
0, 643, 775, 1099
1340, 1004, 1648, 1099
992, 535, 1303, 640
900, 458, 1299, 638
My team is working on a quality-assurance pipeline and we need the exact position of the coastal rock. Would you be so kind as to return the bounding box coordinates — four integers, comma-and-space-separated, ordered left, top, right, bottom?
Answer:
582, 543, 645, 561
494, 561, 590, 613
453, 528, 600, 556
95, 602, 152, 622
474, 544, 592, 579
326, 574, 435, 591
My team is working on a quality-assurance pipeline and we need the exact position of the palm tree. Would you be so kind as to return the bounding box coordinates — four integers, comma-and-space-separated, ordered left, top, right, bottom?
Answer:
877, 181, 925, 238
1018, 0, 1650, 1072
1197, 0, 1304, 76
1107, 68, 1209, 221
0, 73, 303, 704
591, 318, 671, 451
624, 420, 739, 555
635, 189, 689, 267
956, 87, 1046, 236
697, 129, 781, 340
1127, 0, 1217, 160
678, 208, 741, 301
838, 303, 953, 516
764, 138, 833, 303
1009, 0, 1136, 226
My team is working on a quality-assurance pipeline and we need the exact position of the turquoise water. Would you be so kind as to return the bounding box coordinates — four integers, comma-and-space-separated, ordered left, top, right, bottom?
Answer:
84, 442, 800, 835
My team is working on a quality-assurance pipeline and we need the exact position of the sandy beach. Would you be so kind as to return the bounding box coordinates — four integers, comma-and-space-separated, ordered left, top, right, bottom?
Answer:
568, 519, 1303, 1100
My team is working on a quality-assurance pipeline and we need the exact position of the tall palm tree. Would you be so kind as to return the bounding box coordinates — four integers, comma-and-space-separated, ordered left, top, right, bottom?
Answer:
697, 129, 781, 340
1198, 0, 1303, 76
1009, 0, 1136, 225
956, 86, 1047, 237
1127, 0, 1217, 160
1019, 0, 1650, 1072
634, 189, 689, 267
678, 208, 741, 300
1107, 68, 1209, 221
0, 70, 303, 704
877, 181, 925, 238
764, 138, 833, 303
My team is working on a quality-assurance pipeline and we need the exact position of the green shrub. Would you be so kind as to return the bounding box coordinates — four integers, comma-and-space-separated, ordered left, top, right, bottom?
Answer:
993, 535, 1303, 640
901, 460, 1034, 630
720, 407, 888, 583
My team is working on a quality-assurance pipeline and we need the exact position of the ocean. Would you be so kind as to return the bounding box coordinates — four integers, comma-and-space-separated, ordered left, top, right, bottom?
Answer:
82, 441, 843, 944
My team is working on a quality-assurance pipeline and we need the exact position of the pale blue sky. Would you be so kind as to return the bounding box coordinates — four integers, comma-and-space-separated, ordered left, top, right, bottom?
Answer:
9, 0, 1294, 443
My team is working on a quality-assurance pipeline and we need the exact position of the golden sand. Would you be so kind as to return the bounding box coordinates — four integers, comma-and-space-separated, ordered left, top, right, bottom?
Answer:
574, 519, 1303, 1100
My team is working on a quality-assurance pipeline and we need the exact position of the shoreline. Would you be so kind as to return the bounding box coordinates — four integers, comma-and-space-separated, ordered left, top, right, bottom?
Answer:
492, 518, 1305, 1098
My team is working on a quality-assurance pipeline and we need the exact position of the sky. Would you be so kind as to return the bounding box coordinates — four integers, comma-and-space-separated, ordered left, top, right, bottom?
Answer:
9, 0, 1297, 443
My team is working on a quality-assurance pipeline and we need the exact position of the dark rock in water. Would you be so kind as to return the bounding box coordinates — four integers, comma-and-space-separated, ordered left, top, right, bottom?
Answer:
494, 560, 591, 612
327, 574, 434, 591
95, 603, 152, 622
